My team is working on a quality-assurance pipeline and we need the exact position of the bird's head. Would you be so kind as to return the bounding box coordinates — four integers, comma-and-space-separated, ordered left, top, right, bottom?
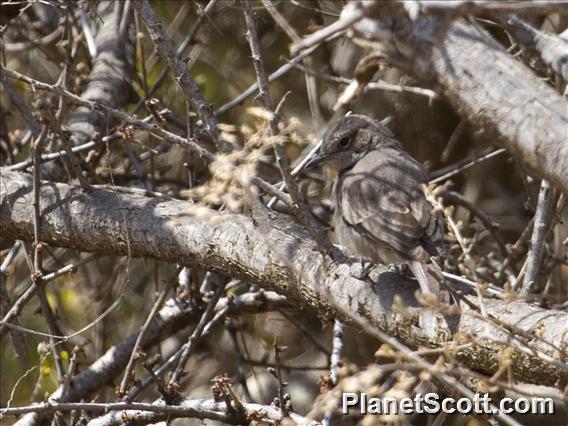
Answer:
306, 114, 398, 172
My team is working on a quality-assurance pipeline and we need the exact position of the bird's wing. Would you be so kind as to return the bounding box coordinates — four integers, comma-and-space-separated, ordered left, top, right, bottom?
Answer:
339, 150, 436, 259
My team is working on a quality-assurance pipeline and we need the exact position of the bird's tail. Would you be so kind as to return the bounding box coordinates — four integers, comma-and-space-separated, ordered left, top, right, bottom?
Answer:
409, 260, 456, 306
409, 260, 440, 296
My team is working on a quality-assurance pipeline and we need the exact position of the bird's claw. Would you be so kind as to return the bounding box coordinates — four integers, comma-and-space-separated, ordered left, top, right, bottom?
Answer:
350, 260, 374, 280
388, 263, 409, 275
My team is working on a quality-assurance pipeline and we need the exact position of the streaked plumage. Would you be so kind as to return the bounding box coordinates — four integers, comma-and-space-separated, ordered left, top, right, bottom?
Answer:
308, 114, 444, 294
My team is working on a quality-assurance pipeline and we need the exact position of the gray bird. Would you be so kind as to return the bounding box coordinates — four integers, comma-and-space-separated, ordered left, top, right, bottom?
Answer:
307, 114, 445, 295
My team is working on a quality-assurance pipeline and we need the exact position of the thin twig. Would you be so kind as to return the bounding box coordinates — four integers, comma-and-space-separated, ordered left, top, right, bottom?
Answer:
132, 0, 222, 150
0, 241, 21, 274
0, 255, 97, 338
79, 7, 97, 58
262, 0, 323, 130
271, 343, 289, 417
1, 73, 41, 138
61, 345, 83, 399
497, 217, 534, 281
1, 290, 124, 342
441, 119, 466, 162
244, 359, 329, 371
128, 290, 288, 399
278, 309, 330, 356
283, 61, 439, 100
130, 0, 219, 118
187, 0, 219, 47
0, 241, 27, 357
169, 282, 226, 385
266, 140, 322, 209
31, 128, 49, 263
241, 0, 337, 258
290, 4, 365, 55
520, 179, 555, 296
29, 127, 66, 382
442, 272, 503, 297
118, 280, 172, 397
225, 320, 254, 402
214, 37, 338, 116
322, 319, 344, 426
440, 190, 508, 257
5, 107, 171, 171
429, 148, 507, 184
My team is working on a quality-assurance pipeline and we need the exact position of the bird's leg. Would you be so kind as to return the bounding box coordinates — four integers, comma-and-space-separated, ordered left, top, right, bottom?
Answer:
350, 258, 374, 280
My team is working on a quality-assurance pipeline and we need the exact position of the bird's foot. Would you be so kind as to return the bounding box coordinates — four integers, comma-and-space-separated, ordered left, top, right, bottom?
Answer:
388, 263, 409, 276
350, 259, 374, 280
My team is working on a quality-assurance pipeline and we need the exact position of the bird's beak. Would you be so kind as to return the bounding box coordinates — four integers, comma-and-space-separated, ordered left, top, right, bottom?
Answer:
304, 155, 323, 170
304, 151, 326, 170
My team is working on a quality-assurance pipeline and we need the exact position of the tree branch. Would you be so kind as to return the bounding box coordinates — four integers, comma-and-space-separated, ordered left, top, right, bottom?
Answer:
0, 398, 317, 426
502, 15, 568, 81
132, 0, 223, 150
2, 169, 566, 388
49, 1, 137, 181
295, 2, 568, 192
9, 296, 199, 426
520, 179, 556, 296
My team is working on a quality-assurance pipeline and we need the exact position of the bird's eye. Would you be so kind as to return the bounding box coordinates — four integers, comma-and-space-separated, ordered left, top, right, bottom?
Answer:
339, 136, 351, 147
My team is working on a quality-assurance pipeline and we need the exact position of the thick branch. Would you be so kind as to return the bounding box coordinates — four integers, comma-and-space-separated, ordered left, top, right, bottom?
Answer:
68, 2, 136, 137
1, 170, 567, 387
50, 1, 137, 180
301, 3, 568, 192
502, 15, 568, 81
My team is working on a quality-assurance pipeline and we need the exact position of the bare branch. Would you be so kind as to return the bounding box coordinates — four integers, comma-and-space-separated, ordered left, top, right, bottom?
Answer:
241, 0, 335, 256
132, 0, 223, 150
0, 398, 317, 426
9, 296, 199, 426
118, 280, 172, 397
51, 1, 137, 181
169, 281, 226, 385
1, 66, 216, 162
520, 180, 556, 296
2, 169, 566, 387
440, 190, 508, 257
502, 15, 568, 81
214, 38, 338, 116
298, 3, 568, 191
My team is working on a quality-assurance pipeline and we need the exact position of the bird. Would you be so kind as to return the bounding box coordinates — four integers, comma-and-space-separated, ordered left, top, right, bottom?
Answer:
306, 114, 445, 296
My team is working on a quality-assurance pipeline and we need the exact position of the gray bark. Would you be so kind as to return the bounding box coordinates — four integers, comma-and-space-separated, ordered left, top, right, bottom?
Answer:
46, 1, 137, 180
503, 15, 568, 82
312, 3, 568, 192
2, 169, 566, 389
